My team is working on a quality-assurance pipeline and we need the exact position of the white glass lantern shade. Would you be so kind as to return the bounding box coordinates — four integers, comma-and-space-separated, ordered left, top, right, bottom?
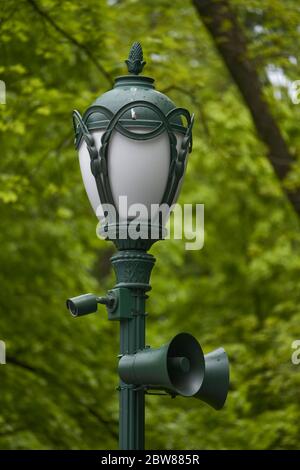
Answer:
78, 129, 183, 222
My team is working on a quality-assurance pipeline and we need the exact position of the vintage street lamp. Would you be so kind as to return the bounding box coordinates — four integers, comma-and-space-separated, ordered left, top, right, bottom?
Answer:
68, 42, 229, 450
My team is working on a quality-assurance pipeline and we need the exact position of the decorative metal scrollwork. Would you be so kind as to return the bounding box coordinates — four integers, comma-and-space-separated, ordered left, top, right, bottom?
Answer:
72, 101, 194, 213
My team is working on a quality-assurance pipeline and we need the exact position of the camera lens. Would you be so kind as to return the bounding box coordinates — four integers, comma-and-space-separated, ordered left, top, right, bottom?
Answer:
66, 299, 78, 317
66, 294, 98, 317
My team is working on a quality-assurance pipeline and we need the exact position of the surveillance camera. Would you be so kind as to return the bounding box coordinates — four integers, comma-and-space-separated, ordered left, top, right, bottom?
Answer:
66, 293, 98, 317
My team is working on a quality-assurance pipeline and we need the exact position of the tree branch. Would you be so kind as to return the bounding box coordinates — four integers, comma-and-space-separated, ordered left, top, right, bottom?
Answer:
26, 0, 113, 87
0, 427, 27, 438
7, 355, 118, 440
193, 0, 300, 215
161, 84, 210, 138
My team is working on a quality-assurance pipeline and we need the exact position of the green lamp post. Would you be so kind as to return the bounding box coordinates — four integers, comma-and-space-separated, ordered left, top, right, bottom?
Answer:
67, 42, 230, 451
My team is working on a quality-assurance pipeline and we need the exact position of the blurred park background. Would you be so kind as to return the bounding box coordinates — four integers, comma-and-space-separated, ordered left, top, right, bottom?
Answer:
1, 0, 300, 450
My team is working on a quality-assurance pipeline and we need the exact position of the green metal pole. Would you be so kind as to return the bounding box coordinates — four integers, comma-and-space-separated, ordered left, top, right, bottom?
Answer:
119, 289, 146, 450
111, 250, 155, 450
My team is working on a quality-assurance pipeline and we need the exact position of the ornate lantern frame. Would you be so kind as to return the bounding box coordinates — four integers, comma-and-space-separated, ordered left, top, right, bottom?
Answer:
72, 43, 194, 249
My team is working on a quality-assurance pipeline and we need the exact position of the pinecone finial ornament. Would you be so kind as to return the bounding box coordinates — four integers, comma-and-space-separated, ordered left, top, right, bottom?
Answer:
125, 42, 146, 75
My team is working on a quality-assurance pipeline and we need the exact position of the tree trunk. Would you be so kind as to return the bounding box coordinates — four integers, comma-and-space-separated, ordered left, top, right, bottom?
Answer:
193, 0, 300, 215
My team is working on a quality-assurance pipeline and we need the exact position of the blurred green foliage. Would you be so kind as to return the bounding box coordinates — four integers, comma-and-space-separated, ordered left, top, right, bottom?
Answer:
1, 0, 300, 450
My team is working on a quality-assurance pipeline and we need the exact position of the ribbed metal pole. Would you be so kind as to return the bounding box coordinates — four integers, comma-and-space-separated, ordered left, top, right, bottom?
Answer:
119, 289, 146, 449
111, 250, 155, 450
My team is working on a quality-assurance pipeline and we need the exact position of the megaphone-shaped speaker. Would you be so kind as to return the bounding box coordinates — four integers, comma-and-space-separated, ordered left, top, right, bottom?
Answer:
118, 333, 205, 396
195, 347, 229, 410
